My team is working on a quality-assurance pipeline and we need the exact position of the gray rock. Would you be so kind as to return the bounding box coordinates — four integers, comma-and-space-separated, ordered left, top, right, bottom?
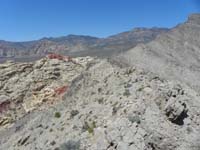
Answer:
165, 98, 188, 125
0, 95, 10, 104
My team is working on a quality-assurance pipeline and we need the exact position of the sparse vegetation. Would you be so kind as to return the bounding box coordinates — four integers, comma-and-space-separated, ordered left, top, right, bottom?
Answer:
54, 112, 61, 118
124, 68, 135, 75
97, 98, 104, 104
59, 140, 80, 150
49, 128, 53, 132
98, 87, 102, 93
123, 89, 131, 97
137, 86, 144, 92
128, 115, 141, 124
82, 121, 96, 135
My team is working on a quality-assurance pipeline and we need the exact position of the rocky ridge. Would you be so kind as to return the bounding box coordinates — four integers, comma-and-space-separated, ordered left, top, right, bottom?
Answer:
0, 55, 199, 150
119, 13, 200, 91
0, 54, 93, 128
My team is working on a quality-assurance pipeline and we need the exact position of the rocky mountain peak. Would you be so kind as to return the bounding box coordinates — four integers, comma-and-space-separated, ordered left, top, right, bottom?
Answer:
187, 13, 200, 24
119, 12, 200, 92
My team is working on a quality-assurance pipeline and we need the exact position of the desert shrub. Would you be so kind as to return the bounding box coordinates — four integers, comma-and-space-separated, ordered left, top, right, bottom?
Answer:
124, 68, 135, 75
128, 115, 141, 124
123, 89, 131, 97
82, 121, 96, 134
55, 112, 61, 118
137, 86, 144, 92
59, 140, 80, 150
97, 98, 104, 104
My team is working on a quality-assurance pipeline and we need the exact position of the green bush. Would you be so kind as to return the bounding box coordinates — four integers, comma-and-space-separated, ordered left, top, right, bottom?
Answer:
128, 115, 141, 124
54, 112, 61, 118
59, 140, 80, 150
82, 121, 96, 135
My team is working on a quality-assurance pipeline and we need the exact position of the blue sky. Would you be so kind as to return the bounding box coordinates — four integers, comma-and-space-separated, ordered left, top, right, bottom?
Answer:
0, 0, 199, 41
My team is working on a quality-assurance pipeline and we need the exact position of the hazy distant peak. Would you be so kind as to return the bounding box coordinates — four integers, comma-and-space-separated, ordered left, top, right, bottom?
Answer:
131, 27, 169, 32
40, 34, 99, 41
66, 34, 99, 38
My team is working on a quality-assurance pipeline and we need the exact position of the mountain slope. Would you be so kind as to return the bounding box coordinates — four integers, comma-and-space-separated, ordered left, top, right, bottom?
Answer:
81, 27, 169, 57
0, 35, 99, 57
120, 13, 200, 91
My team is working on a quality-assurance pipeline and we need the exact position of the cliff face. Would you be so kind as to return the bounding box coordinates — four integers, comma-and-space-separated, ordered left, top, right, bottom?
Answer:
120, 13, 200, 91
0, 27, 168, 60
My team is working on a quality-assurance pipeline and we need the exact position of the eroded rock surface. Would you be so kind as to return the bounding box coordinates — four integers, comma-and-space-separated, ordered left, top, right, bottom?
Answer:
0, 55, 93, 128
0, 57, 199, 150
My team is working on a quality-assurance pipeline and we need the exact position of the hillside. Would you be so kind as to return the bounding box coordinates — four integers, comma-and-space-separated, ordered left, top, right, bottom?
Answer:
120, 13, 200, 91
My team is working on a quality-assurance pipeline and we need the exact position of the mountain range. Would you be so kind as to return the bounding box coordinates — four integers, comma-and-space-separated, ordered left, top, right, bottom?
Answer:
0, 27, 168, 62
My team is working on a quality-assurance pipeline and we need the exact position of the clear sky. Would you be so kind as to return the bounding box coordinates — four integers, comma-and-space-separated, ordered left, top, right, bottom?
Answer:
0, 0, 199, 41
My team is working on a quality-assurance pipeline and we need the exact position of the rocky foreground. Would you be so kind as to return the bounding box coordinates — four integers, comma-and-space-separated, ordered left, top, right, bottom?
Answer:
0, 54, 199, 150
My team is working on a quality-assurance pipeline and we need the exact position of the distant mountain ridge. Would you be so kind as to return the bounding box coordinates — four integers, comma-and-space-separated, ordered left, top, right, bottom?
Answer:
0, 27, 168, 61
